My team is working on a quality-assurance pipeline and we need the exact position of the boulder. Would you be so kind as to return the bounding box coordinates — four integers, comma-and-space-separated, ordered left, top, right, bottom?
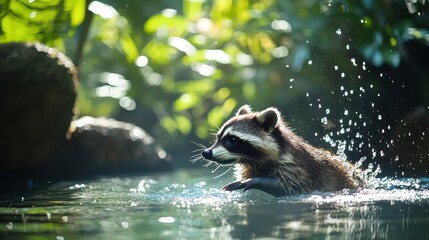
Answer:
0, 42, 77, 177
52, 117, 172, 178
0, 43, 172, 187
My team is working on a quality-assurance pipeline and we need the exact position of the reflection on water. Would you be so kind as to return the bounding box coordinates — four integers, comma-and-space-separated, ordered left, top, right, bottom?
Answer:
1, 169, 429, 239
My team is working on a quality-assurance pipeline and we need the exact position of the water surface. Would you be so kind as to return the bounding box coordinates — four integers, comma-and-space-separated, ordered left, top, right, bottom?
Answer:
1, 169, 429, 239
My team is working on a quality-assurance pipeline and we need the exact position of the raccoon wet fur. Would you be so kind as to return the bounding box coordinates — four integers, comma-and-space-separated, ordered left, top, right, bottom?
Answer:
200, 105, 363, 197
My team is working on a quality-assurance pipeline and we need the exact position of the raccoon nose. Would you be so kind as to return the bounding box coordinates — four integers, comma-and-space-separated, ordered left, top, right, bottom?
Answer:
202, 149, 213, 159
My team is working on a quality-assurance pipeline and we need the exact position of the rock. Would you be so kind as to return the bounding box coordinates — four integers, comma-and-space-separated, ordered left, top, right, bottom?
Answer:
0, 43, 77, 177
52, 117, 172, 178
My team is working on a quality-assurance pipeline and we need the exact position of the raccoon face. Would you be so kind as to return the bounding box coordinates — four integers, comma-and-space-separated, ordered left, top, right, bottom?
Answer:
201, 105, 282, 165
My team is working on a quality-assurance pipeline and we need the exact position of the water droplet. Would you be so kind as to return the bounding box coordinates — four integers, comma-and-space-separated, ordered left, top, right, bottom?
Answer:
336, 29, 342, 35
334, 65, 338, 70
290, 79, 294, 82
308, 60, 313, 65
325, 108, 330, 114
378, 115, 382, 120
344, 110, 349, 115
346, 44, 350, 50
159, 216, 175, 223
6, 222, 13, 230
341, 72, 345, 78
121, 221, 129, 228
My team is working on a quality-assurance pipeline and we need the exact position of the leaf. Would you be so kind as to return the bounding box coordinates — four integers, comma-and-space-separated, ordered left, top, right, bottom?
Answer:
71, 0, 86, 27
173, 93, 200, 112
196, 125, 209, 139
242, 81, 256, 100
183, 0, 204, 21
0, 0, 86, 49
144, 13, 188, 36
175, 115, 192, 135
234, 0, 250, 24
175, 78, 215, 96
120, 31, 139, 63
213, 87, 230, 101
160, 117, 177, 134
143, 39, 172, 65
207, 106, 224, 128
207, 98, 236, 128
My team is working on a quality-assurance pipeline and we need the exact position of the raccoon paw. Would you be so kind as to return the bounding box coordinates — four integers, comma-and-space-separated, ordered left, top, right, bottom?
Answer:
223, 177, 285, 197
222, 179, 253, 192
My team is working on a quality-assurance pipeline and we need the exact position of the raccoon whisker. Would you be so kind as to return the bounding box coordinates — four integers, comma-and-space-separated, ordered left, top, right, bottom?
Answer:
190, 152, 202, 158
191, 141, 207, 149
203, 161, 214, 168
190, 153, 204, 160
211, 164, 222, 173
192, 148, 204, 153
209, 123, 220, 132
190, 156, 203, 163
213, 167, 233, 179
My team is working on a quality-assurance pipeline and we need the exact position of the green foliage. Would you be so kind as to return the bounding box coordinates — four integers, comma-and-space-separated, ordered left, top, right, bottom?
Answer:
1, 0, 428, 145
110, 0, 427, 139
0, 0, 85, 50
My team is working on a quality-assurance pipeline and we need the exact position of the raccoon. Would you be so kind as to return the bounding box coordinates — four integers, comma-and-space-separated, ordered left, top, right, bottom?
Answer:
200, 105, 362, 197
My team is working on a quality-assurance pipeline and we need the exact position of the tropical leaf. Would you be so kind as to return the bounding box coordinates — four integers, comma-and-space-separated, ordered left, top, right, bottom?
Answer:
0, 0, 86, 49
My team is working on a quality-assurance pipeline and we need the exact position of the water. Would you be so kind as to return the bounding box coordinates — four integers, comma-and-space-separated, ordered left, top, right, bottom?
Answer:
1, 169, 429, 240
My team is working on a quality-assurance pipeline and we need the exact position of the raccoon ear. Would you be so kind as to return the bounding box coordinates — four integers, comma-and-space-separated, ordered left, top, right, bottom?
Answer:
256, 107, 280, 132
236, 105, 252, 116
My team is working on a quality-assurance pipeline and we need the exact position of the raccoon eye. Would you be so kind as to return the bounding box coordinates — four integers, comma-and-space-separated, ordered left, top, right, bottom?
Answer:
225, 136, 239, 146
